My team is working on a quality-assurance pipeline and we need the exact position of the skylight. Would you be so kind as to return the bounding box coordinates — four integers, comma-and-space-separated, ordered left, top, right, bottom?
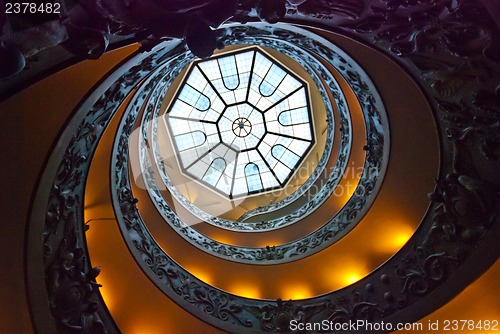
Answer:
165, 47, 314, 198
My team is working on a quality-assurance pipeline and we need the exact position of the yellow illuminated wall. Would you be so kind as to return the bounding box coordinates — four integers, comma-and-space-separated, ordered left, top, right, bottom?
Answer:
0, 29, 498, 334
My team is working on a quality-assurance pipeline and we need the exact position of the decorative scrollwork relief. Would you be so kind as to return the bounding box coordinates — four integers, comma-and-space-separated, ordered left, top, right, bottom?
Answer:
117, 24, 389, 264
25, 0, 500, 333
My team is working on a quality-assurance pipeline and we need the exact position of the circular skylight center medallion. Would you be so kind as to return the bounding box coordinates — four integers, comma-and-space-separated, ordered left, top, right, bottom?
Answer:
232, 117, 252, 137
217, 102, 265, 151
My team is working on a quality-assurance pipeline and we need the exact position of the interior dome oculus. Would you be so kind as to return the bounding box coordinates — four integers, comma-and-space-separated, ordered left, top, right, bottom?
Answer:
165, 47, 315, 199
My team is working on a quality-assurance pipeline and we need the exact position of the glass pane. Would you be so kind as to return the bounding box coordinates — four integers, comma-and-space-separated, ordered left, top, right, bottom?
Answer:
203, 158, 226, 186
245, 163, 263, 192
178, 84, 211, 111
259, 64, 286, 97
174, 131, 207, 151
278, 107, 309, 125
271, 144, 300, 169
218, 56, 240, 90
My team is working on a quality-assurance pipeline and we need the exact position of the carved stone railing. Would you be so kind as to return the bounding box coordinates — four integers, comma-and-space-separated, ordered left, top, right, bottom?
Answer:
148, 30, 342, 231
25, 0, 500, 333
118, 24, 388, 264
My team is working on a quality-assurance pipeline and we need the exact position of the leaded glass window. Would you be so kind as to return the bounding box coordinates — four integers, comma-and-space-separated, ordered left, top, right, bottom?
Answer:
245, 163, 263, 193
203, 158, 226, 186
174, 131, 207, 151
165, 47, 315, 198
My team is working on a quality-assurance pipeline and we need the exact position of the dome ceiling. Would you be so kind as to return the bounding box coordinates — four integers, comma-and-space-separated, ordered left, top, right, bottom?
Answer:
13, 0, 499, 333
165, 47, 315, 198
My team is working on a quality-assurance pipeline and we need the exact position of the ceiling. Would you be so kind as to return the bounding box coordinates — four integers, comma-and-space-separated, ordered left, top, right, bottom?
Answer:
0, 0, 498, 333
164, 46, 316, 200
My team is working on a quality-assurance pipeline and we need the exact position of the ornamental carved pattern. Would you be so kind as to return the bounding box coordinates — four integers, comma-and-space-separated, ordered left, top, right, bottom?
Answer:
24, 0, 500, 333
116, 24, 388, 264
148, 36, 341, 230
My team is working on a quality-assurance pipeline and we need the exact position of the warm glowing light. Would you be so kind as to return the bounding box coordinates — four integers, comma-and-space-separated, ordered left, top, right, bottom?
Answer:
282, 284, 313, 300
392, 230, 412, 248
96, 277, 115, 313
342, 272, 363, 286
229, 283, 261, 299
373, 223, 414, 253
211, 234, 234, 245
130, 324, 166, 334
257, 240, 284, 248
322, 257, 369, 288
340, 264, 368, 286
186, 267, 212, 285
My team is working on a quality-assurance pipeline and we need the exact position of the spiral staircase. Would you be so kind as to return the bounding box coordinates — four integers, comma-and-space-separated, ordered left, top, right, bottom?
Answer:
0, 0, 499, 333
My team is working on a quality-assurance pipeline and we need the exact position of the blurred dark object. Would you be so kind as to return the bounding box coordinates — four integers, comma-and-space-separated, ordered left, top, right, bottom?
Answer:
257, 0, 286, 23
186, 20, 216, 58
0, 42, 26, 78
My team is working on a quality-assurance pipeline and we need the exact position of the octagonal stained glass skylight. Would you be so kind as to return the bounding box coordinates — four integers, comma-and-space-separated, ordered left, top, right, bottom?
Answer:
165, 47, 315, 199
